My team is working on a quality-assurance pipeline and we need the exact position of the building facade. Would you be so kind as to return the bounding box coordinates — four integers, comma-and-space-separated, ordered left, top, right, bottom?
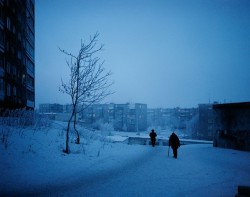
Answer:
82, 103, 147, 132
213, 102, 250, 151
0, 0, 35, 110
196, 104, 214, 140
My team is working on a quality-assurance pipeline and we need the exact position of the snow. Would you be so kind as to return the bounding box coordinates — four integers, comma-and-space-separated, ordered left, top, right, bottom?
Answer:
1, 121, 250, 197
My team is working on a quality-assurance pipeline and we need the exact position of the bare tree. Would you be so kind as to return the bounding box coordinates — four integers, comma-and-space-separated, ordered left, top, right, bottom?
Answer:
60, 32, 113, 154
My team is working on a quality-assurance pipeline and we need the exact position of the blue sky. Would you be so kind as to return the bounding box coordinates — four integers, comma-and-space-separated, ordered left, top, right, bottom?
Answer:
35, 0, 250, 108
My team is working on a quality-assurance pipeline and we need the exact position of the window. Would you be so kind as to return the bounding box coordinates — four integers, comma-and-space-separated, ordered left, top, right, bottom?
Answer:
6, 62, 11, 73
22, 55, 26, 65
26, 41, 34, 59
12, 25, 16, 34
0, 78, 4, 100
17, 50, 21, 59
0, 4, 4, 22
0, 78, 4, 91
26, 74, 34, 89
26, 27, 34, 43
22, 74, 26, 84
27, 58, 34, 74
0, 55, 3, 68
7, 83, 11, 96
0, 29, 4, 46
6, 17, 11, 30
18, 32, 21, 41
0, 66, 3, 77
6, 41, 9, 51
13, 66, 16, 75
13, 86, 16, 96
17, 13, 21, 23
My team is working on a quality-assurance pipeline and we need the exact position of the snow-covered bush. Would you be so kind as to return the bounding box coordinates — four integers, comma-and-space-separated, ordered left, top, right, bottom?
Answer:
92, 119, 106, 130
100, 122, 114, 136
65, 125, 110, 156
0, 109, 53, 150
0, 109, 52, 130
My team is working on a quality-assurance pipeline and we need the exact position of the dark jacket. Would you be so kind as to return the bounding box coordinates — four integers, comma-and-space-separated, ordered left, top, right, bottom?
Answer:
169, 132, 180, 148
149, 130, 157, 140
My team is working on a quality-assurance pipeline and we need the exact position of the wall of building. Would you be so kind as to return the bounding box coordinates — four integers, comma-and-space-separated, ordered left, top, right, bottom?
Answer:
213, 102, 250, 151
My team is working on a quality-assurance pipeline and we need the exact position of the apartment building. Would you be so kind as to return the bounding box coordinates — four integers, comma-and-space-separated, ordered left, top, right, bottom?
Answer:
82, 103, 147, 132
0, 0, 35, 110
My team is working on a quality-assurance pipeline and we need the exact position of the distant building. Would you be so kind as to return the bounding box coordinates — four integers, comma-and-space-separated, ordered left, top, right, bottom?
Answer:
0, 0, 35, 110
127, 103, 147, 132
63, 104, 72, 113
81, 103, 114, 125
81, 103, 147, 132
113, 103, 129, 131
112, 103, 147, 131
178, 108, 198, 130
195, 104, 214, 140
39, 103, 63, 113
147, 108, 178, 130
147, 107, 197, 132
213, 102, 250, 151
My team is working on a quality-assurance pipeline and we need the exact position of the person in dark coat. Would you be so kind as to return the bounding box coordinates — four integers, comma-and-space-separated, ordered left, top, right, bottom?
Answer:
149, 129, 157, 147
169, 132, 180, 158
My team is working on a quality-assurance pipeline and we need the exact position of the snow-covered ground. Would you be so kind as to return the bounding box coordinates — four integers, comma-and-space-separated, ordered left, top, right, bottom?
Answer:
1, 121, 250, 197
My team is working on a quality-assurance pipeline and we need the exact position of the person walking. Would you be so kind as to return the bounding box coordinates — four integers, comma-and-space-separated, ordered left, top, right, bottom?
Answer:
169, 132, 180, 158
149, 129, 157, 147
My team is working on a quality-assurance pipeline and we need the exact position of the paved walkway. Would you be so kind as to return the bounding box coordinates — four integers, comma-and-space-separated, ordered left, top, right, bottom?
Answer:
30, 144, 250, 197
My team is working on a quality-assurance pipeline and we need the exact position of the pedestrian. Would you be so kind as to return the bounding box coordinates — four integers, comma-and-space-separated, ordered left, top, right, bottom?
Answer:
169, 132, 180, 158
149, 129, 157, 147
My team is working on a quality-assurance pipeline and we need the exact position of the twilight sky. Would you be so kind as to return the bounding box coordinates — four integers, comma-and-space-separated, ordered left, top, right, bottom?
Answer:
35, 0, 250, 109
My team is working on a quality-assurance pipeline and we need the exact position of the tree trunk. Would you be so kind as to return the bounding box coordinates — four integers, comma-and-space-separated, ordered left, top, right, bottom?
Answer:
74, 60, 80, 144
64, 112, 74, 154
74, 111, 80, 144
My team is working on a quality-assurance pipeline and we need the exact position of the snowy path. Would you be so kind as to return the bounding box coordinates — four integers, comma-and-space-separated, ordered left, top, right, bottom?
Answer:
26, 144, 250, 197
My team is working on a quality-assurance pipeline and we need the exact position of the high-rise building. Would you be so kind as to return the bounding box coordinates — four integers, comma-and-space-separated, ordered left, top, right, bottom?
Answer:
0, 0, 35, 110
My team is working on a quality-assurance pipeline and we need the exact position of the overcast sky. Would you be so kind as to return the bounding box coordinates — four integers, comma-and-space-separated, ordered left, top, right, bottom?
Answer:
35, 0, 250, 109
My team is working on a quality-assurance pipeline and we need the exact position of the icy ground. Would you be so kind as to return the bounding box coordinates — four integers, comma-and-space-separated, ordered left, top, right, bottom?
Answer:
1, 122, 250, 197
